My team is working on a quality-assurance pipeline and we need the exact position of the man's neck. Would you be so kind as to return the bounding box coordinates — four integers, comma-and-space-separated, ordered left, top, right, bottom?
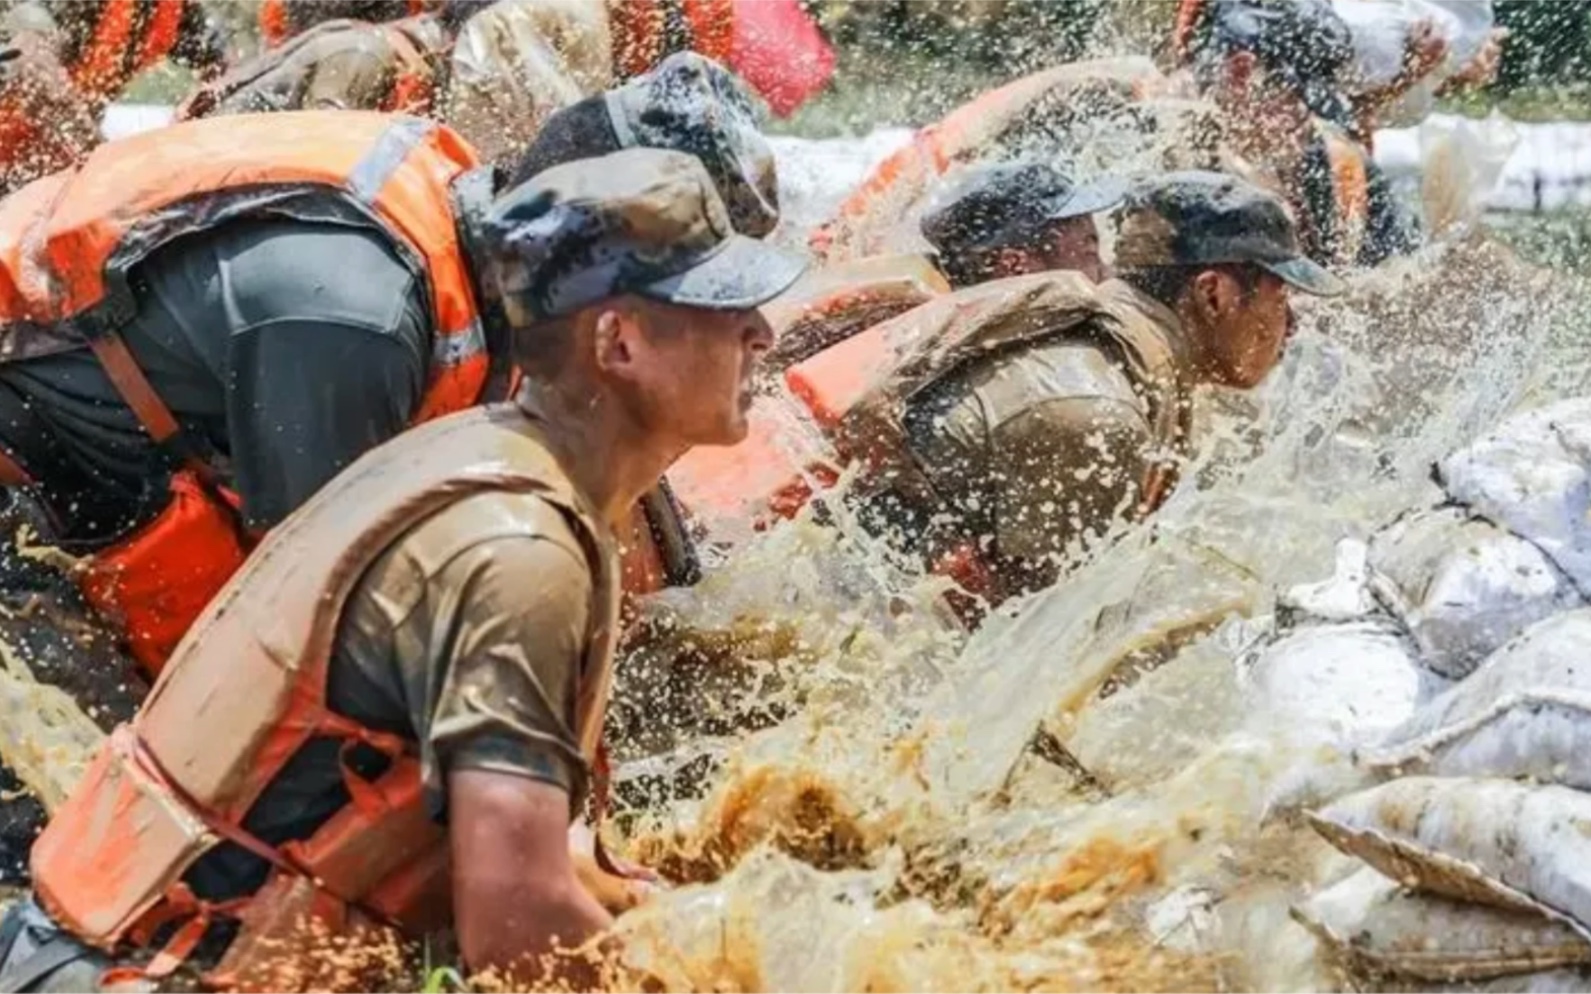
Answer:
516, 384, 678, 527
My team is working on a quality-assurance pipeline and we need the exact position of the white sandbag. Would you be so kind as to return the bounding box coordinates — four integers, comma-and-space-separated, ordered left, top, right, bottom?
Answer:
1364, 609, 1591, 788
1385, 968, 1591, 993
1439, 399, 1591, 592
1242, 621, 1428, 748
1368, 508, 1580, 679
1420, 111, 1520, 236
1293, 867, 1591, 982
1308, 777, 1591, 933
1280, 538, 1377, 625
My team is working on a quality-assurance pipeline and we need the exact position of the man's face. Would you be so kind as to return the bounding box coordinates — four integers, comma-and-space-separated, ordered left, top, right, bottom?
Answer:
1040, 216, 1105, 282
988, 217, 1104, 283
1204, 270, 1293, 388
619, 300, 775, 447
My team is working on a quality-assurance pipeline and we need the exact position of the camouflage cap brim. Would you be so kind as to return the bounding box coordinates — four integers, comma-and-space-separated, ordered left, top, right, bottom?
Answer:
637, 234, 808, 311
1052, 175, 1129, 221
1260, 255, 1346, 297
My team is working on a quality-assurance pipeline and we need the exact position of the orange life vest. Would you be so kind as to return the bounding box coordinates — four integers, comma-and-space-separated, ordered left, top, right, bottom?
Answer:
838, 275, 1191, 604
707, 275, 1188, 608
0, 112, 490, 677
64, 0, 187, 100
31, 406, 620, 989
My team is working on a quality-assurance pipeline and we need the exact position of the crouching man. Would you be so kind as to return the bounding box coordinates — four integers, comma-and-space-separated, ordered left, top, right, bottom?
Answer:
835, 172, 1344, 605
0, 148, 804, 992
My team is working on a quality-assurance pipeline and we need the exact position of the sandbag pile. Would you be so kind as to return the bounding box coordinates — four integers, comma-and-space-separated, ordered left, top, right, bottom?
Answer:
1279, 400, 1591, 990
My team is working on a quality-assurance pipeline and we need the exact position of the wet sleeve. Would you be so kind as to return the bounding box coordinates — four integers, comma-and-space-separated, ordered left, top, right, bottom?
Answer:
989, 396, 1155, 571
224, 280, 427, 531
408, 519, 594, 818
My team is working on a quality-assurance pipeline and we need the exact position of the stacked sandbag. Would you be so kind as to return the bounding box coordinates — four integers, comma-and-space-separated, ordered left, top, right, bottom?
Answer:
1299, 610, 1591, 989
1436, 398, 1591, 593
1244, 539, 1432, 752
1367, 508, 1581, 680
1286, 401, 1591, 990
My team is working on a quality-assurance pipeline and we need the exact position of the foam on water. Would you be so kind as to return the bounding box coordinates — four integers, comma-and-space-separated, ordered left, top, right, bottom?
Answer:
60, 97, 1591, 992
604, 134, 1591, 992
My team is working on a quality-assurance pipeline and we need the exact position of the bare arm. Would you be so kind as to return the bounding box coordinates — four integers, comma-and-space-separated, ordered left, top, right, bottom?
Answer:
450, 769, 615, 987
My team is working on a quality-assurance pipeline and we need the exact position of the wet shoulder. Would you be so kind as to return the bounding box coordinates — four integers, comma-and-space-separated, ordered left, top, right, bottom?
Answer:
947, 334, 1147, 436
355, 490, 595, 622
141, 218, 424, 341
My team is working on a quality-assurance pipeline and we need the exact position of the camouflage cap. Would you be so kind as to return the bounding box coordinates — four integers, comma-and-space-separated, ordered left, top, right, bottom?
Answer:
920, 158, 1126, 256
605, 52, 780, 237
484, 147, 807, 322
1113, 171, 1345, 297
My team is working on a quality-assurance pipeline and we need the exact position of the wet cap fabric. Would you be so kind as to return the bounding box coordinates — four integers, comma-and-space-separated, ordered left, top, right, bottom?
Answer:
604, 51, 781, 237
485, 147, 807, 321
1113, 171, 1346, 297
920, 159, 1126, 256
1203, 0, 1356, 127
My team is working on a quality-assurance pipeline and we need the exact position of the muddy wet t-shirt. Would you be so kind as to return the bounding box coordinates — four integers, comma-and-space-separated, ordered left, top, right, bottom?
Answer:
0, 218, 430, 541
907, 330, 1157, 564
182, 488, 600, 903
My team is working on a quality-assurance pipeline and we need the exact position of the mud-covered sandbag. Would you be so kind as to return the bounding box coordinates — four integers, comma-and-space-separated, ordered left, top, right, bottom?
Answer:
1368, 508, 1581, 679
1308, 777, 1591, 931
1293, 867, 1591, 982
1364, 609, 1591, 788
1439, 399, 1591, 591
1241, 621, 1428, 747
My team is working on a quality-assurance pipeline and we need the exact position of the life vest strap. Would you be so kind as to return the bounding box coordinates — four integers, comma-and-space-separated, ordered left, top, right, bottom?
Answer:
0, 444, 31, 487
82, 331, 217, 487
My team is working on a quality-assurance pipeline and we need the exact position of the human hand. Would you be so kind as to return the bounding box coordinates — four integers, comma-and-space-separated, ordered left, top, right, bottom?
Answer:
1401, 18, 1450, 83
1448, 27, 1507, 89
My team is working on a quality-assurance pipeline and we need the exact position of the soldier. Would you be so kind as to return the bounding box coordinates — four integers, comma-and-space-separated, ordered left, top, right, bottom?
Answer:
919, 159, 1127, 287
1181, 0, 1418, 266
0, 148, 806, 993
836, 172, 1344, 604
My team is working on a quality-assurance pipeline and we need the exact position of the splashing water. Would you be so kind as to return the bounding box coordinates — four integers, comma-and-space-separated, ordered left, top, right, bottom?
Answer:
603, 127, 1591, 992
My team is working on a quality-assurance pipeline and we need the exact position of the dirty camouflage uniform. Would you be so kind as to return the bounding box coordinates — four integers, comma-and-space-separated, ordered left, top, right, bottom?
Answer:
884, 274, 1195, 599
0, 148, 803, 994
178, 13, 450, 119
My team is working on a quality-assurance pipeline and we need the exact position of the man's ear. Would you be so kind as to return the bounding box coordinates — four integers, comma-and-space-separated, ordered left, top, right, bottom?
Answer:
592, 307, 639, 376
1225, 50, 1257, 92
995, 246, 1038, 278
1190, 268, 1233, 319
